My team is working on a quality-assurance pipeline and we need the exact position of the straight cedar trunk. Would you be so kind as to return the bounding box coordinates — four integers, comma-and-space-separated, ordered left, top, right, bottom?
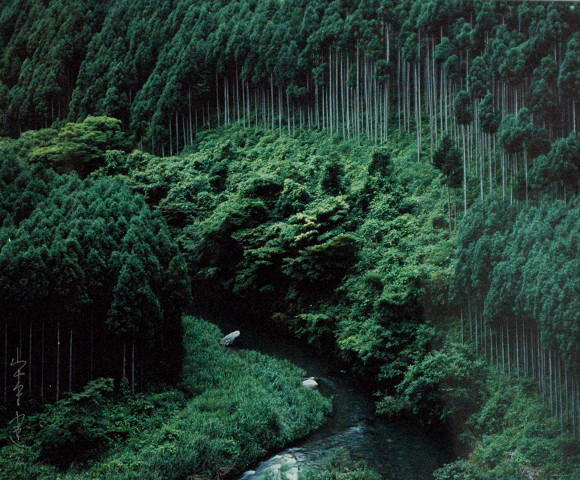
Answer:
462, 125, 467, 213
278, 87, 282, 134
168, 118, 172, 157
189, 87, 193, 144
216, 72, 220, 128
341, 54, 345, 139
28, 320, 32, 397
329, 50, 333, 137
357, 47, 361, 144
523, 318, 527, 376
56, 320, 60, 401
175, 112, 179, 153
495, 328, 499, 368
524, 144, 529, 203
132, 340, 135, 394
41, 319, 45, 399
90, 317, 94, 381
554, 358, 560, 430
397, 48, 402, 132
516, 319, 520, 376
69, 329, 73, 392
123, 341, 126, 380
182, 113, 186, 148
564, 366, 570, 432
501, 324, 506, 374
416, 31, 422, 161
270, 75, 274, 131
541, 340, 546, 402
550, 352, 554, 415
235, 69, 240, 124
507, 326, 512, 376
3, 321, 7, 405
447, 186, 452, 232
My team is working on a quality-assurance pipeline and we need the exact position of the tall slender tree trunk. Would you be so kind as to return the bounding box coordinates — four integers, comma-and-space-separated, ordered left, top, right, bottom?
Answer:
447, 185, 452, 232
28, 320, 32, 397
68, 329, 73, 392
462, 125, 467, 213
131, 338, 135, 394
41, 319, 45, 399
56, 321, 60, 401
123, 341, 126, 380
90, 317, 94, 381
3, 322, 7, 405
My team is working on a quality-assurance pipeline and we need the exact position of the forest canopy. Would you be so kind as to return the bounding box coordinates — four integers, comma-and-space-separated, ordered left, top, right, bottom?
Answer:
0, 1, 579, 479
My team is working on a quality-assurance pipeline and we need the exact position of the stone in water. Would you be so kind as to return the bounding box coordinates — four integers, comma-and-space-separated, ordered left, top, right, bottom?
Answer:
302, 377, 318, 388
221, 330, 240, 346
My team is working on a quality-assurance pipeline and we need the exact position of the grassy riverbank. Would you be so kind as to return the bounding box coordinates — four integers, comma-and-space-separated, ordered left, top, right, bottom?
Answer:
0, 317, 331, 480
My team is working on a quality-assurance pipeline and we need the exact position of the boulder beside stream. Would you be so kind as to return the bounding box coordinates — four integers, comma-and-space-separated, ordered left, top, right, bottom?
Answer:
221, 330, 240, 346
302, 377, 318, 388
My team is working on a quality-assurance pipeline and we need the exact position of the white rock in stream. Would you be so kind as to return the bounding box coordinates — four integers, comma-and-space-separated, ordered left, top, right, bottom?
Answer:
221, 330, 240, 346
302, 377, 318, 388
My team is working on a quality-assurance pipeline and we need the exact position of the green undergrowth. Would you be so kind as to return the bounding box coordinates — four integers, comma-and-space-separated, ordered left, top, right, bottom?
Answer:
434, 364, 580, 480
426, 334, 580, 480
0, 316, 331, 480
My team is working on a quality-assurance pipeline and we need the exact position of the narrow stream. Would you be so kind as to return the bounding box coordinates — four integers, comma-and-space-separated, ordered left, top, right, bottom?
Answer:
203, 310, 452, 480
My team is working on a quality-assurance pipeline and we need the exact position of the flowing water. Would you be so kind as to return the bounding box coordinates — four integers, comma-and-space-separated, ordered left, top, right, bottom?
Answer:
205, 311, 452, 480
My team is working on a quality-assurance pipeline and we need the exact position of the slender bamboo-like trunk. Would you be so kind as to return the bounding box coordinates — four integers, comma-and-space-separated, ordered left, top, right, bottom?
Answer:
131, 339, 135, 394
216, 72, 220, 127
270, 75, 274, 131
524, 145, 528, 203
175, 111, 179, 153
507, 325, 511, 375
68, 329, 73, 392
3, 322, 7, 405
182, 113, 186, 147
397, 49, 401, 132
549, 352, 554, 415
278, 87, 282, 134
168, 118, 172, 157
90, 317, 94, 380
516, 318, 520, 376
501, 324, 506, 374
557, 355, 564, 431
462, 125, 467, 213
28, 320, 32, 397
56, 321, 60, 401
189, 87, 193, 143
447, 185, 452, 232
357, 47, 361, 144
41, 319, 44, 399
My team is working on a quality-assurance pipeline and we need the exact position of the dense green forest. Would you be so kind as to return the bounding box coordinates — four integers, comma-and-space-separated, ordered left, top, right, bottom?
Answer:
0, 1, 579, 479
0, 118, 191, 400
